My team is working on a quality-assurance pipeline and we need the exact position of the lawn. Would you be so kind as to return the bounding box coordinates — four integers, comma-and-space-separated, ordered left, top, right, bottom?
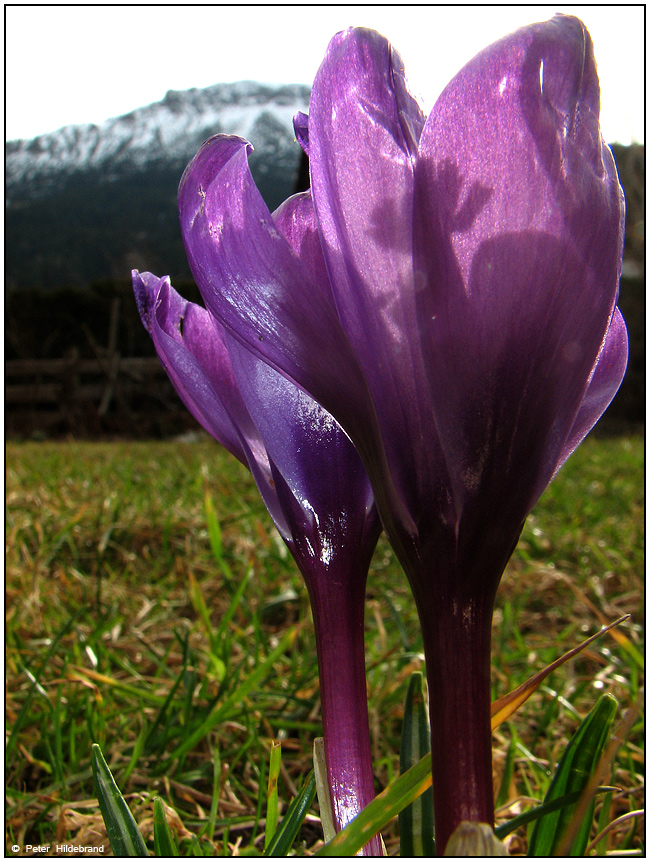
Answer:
5, 434, 644, 856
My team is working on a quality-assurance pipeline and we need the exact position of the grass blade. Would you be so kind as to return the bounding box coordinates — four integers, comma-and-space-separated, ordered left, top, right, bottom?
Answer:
169, 627, 296, 762
556, 574, 644, 669
594, 790, 614, 855
212, 567, 251, 648
188, 571, 219, 655
264, 740, 282, 850
91, 743, 148, 857
527, 693, 618, 856
204, 489, 224, 564
153, 797, 179, 857
555, 695, 642, 856
399, 672, 435, 856
494, 786, 614, 839
490, 617, 628, 730
313, 737, 336, 843
205, 748, 222, 842
68, 667, 166, 706
6, 612, 82, 762
264, 770, 317, 857
495, 730, 518, 809
315, 752, 433, 856
122, 718, 147, 784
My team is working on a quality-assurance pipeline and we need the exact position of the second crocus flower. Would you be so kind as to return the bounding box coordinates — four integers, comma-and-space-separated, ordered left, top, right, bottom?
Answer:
133, 271, 382, 854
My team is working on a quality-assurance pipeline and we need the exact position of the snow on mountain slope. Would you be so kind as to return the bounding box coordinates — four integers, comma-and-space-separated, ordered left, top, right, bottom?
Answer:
6, 81, 311, 191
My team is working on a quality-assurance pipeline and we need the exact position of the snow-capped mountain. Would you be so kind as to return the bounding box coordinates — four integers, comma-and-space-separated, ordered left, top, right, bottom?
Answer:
6, 81, 310, 289
6, 81, 310, 191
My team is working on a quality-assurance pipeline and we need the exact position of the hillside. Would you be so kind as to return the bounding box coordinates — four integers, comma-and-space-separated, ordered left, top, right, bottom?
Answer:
6, 81, 310, 289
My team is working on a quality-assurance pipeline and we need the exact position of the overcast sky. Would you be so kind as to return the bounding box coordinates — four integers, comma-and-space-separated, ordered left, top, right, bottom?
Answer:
6, 5, 644, 144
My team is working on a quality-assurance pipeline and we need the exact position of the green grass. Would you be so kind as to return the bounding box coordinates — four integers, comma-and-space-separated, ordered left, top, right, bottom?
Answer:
6, 434, 644, 856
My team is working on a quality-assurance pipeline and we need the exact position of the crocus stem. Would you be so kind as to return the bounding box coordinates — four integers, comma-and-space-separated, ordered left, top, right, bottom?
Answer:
412, 585, 495, 855
307, 573, 382, 857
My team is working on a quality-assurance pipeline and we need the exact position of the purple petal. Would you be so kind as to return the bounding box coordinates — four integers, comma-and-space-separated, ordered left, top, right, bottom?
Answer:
554, 307, 629, 475
133, 270, 246, 463
518, 16, 625, 269
416, 234, 624, 567
177, 134, 402, 527
272, 191, 333, 304
178, 135, 361, 426
411, 15, 625, 538
308, 29, 448, 528
308, 27, 425, 348
227, 334, 379, 574
417, 15, 623, 292
133, 269, 156, 334
132, 270, 291, 536
293, 111, 309, 156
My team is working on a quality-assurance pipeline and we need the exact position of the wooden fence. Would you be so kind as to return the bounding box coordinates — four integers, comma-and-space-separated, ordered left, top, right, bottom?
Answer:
6, 351, 193, 437
6, 270, 644, 438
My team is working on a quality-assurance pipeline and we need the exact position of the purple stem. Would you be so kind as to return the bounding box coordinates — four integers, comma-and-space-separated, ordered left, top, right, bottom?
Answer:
411, 582, 495, 855
306, 570, 382, 857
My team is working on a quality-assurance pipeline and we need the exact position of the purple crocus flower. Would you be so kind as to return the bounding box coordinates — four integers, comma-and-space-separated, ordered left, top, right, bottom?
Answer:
170, 14, 628, 852
132, 270, 382, 854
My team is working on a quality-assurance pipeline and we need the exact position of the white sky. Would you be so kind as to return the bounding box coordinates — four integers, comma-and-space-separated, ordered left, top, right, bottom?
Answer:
6, 4, 645, 144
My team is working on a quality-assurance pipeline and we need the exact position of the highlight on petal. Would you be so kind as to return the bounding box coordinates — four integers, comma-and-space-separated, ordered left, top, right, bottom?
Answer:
227, 335, 379, 571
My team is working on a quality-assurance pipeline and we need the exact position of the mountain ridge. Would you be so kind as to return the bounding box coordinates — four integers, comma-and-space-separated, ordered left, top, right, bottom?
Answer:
6, 80, 311, 288
7, 81, 311, 190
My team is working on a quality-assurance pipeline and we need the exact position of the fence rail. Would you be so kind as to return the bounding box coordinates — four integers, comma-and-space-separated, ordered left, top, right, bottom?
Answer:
7, 355, 164, 402
6, 353, 189, 436
7, 356, 163, 378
